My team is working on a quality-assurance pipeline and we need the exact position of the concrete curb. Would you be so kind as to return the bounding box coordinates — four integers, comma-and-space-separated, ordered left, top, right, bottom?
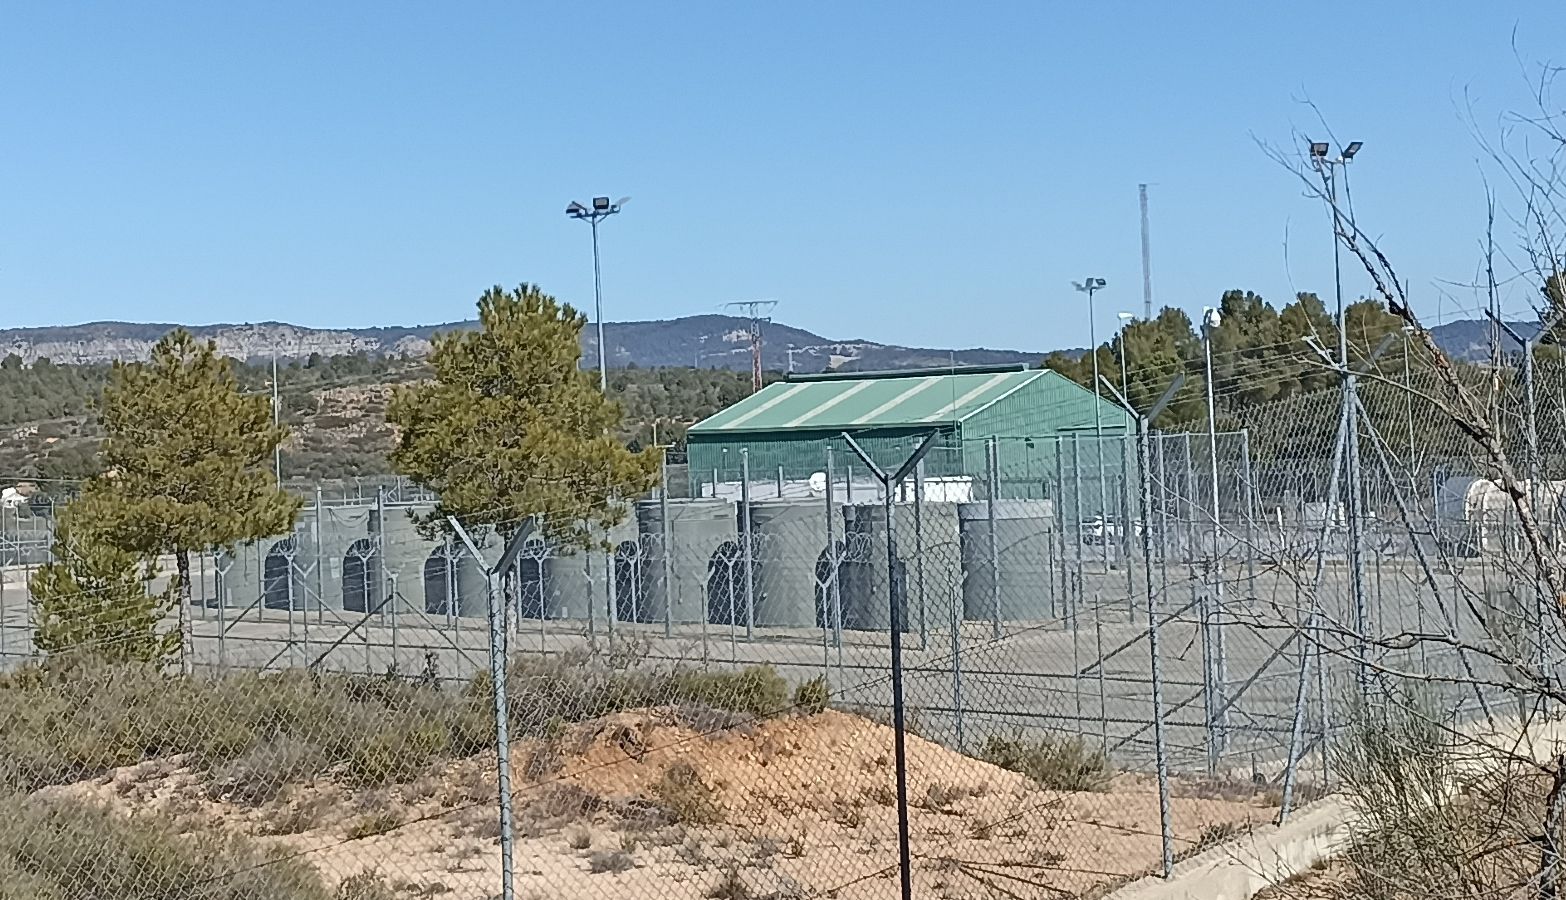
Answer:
1104, 797, 1352, 900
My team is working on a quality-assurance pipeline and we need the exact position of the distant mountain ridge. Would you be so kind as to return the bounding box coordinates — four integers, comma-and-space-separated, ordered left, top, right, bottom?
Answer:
0, 315, 1049, 373
0, 314, 1519, 371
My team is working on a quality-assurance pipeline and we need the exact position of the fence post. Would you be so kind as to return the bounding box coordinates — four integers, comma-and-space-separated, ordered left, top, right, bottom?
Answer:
914, 458, 928, 651
661, 451, 674, 639
1135, 414, 1175, 878
1071, 435, 1084, 630
1241, 428, 1258, 583
825, 446, 843, 656
986, 437, 1001, 640
741, 448, 755, 640
449, 518, 518, 900
1095, 599, 1108, 759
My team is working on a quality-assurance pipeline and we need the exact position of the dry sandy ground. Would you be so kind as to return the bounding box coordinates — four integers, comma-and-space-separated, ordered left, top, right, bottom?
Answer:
37, 709, 1279, 900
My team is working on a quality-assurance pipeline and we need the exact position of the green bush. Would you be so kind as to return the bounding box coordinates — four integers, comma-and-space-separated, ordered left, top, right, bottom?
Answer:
978, 732, 1111, 792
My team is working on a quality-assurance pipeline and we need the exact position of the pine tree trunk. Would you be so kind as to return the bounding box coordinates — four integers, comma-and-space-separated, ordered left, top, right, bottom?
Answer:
176, 548, 193, 675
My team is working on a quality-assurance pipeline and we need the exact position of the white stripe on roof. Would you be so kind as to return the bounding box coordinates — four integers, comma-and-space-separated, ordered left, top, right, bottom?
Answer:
850, 375, 942, 425
918, 372, 1018, 422
783, 379, 876, 427
960, 370, 1043, 421
717, 382, 811, 430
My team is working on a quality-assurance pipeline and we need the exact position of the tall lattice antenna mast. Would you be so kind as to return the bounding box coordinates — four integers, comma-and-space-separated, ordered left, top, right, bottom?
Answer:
723, 299, 779, 393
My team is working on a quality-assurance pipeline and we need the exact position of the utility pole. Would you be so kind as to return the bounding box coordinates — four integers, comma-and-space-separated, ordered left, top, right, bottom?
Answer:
271, 349, 282, 487
724, 299, 779, 393
1139, 184, 1154, 321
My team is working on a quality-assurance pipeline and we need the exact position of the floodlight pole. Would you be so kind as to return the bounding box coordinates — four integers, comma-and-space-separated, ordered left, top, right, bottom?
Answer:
567, 197, 628, 393
840, 429, 941, 900
1200, 308, 1227, 764
1076, 277, 1111, 568
1312, 141, 1370, 696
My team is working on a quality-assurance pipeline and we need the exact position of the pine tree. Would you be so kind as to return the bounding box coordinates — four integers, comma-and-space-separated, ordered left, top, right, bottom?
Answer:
388, 283, 659, 548
29, 496, 178, 664
85, 330, 300, 669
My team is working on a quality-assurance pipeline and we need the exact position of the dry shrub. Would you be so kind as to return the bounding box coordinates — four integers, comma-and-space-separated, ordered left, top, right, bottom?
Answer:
918, 782, 973, 813
653, 760, 722, 825
587, 849, 635, 874
792, 676, 829, 714
863, 782, 897, 807
978, 732, 1110, 792
336, 871, 398, 900
0, 653, 794, 807
209, 735, 325, 805
707, 866, 752, 900
1335, 694, 1541, 900
344, 811, 403, 841
488, 653, 790, 740
0, 796, 334, 899
514, 783, 602, 838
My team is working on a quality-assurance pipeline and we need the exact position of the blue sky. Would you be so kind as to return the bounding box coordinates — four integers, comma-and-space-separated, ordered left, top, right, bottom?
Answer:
3, 3, 1563, 351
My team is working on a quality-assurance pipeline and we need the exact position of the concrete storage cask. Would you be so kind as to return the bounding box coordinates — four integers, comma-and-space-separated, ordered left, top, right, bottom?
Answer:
746, 500, 823, 628
838, 501, 962, 633
545, 515, 638, 622
959, 500, 1055, 622
636, 499, 739, 626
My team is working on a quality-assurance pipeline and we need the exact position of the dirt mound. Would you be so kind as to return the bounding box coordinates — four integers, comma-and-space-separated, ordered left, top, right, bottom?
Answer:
540, 707, 1032, 828
27, 707, 1280, 900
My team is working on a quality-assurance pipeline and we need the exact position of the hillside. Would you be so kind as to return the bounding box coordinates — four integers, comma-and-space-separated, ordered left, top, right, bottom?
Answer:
0, 314, 1044, 373
0, 356, 764, 488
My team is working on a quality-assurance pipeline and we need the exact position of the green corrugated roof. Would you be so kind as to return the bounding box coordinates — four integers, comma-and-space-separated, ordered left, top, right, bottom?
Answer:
691, 366, 1052, 434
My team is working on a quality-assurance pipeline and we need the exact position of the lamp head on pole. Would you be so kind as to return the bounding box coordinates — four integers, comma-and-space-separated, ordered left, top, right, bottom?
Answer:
1342, 140, 1363, 160
1203, 307, 1222, 329
1309, 141, 1330, 159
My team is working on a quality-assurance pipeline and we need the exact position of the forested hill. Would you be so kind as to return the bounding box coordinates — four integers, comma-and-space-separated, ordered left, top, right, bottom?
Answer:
0, 355, 764, 489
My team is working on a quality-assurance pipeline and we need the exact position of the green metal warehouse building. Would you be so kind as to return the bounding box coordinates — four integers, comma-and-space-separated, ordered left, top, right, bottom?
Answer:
686, 364, 1132, 501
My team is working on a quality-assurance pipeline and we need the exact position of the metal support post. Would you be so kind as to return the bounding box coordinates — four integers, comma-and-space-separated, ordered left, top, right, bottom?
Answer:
1071, 435, 1085, 629
450, 517, 535, 900
1138, 414, 1175, 878
1055, 437, 1070, 623
740, 449, 755, 640
660, 453, 673, 639
914, 458, 928, 650
841, 431, 940, 900
986, 437, 1001, 639
825, 447, 842, 652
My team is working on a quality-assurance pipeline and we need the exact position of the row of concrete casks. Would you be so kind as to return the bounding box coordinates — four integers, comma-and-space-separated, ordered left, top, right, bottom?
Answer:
620, 497, 1058, 630
216, 496, 1058, 630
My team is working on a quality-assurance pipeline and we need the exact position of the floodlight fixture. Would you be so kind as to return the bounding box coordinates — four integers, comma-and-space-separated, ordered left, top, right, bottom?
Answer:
1309, 141, 1330, 158
1343, 140, 1363, 160
593, 196, 611, 211
566, 201, 588, 216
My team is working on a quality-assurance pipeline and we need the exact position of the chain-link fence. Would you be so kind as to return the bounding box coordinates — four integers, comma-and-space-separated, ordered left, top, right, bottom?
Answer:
1, 375, 1555, 898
